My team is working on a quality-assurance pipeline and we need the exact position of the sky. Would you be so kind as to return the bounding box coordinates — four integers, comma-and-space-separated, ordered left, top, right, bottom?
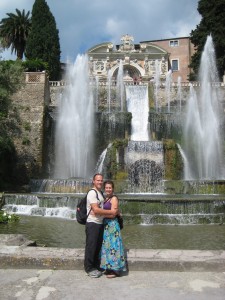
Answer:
0, 0, 201, 63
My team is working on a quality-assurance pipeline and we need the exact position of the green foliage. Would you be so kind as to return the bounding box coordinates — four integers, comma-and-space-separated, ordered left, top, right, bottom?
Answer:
25, 0, 61, 80
190, 0, 225, 79
22, 59, 49, 73
0, 60, 24, 115
0, 9, 31, 59
0, 60, 23, 190
0, 210, 20, 223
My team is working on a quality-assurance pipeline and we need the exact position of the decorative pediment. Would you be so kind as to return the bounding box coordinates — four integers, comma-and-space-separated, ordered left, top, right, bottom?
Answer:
88, 42, 114, 54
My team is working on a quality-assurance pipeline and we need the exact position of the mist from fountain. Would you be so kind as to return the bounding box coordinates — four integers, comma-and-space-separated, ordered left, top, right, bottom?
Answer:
54, 54, 95, 179
182, 35, 225, 180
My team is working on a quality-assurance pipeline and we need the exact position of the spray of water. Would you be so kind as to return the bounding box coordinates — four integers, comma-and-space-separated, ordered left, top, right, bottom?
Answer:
165, 69, 172, 113
154, 60, 161, 112
54, 54, 95, 179
183, 35, 225, 180
116, 60, 124, 111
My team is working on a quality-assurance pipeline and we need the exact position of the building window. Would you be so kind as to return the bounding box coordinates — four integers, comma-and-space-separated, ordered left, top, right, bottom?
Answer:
171, 59, 179, 71
169, 40, 179, 47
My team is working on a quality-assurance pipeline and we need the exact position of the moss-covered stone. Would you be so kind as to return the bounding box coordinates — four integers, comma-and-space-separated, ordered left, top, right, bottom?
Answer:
163, 139, 183, 180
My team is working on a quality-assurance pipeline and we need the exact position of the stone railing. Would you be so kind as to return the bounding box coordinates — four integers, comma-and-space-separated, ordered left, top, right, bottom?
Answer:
49, 80, 225, 87
49, 80, 67, 87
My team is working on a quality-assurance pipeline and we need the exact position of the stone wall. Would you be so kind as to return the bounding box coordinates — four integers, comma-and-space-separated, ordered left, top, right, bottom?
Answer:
9, 72, 50, 186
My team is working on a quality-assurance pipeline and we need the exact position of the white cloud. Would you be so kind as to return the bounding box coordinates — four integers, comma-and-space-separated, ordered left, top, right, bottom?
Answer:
0, 0, 200, 62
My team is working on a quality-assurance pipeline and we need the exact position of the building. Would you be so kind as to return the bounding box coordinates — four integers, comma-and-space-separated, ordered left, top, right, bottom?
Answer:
88, 34, 195, 83
146, 37, 195, 81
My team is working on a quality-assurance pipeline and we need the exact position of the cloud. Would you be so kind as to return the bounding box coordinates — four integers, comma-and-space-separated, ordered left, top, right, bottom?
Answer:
0, 0, 200, 62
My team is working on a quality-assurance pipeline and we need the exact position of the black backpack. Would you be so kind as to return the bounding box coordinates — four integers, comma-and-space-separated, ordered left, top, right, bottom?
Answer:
76, 189, 101, 225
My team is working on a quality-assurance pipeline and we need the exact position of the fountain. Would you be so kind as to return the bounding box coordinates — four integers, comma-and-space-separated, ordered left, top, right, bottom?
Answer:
54, 54, 95, 179
1, 35, 225, 249
182, 36, 225, 180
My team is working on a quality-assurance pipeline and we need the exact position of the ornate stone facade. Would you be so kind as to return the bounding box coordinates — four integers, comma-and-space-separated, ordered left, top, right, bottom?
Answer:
88, 34, 169, 83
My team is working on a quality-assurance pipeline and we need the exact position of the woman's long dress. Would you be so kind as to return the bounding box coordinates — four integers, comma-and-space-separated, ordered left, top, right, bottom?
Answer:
100, 198, 126, 271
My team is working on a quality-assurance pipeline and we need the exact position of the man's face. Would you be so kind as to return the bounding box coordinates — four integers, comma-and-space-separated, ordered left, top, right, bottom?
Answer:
93, 175, 103, 190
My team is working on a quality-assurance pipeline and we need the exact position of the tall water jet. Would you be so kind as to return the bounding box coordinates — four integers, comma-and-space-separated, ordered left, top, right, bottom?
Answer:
54, 54, 95, 179
116, 60, 124, 111
183, 35, 225, 180
154, 59, 161, 112
177, 76, 182, 112
165, 69, 172, 113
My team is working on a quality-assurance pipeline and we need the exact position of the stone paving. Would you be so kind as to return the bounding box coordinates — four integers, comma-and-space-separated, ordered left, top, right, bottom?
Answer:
0, 234, 225, 299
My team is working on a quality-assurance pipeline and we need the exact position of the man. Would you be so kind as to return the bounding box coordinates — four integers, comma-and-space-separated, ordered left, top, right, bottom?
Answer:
84, 173, 117, 278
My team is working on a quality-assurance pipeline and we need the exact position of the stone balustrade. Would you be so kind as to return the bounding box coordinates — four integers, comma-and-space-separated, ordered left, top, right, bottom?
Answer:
49, 80, 225, 87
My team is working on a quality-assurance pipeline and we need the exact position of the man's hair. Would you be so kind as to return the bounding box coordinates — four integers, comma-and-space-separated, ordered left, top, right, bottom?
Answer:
103, 180, 114, 189
93, 173, 103, 180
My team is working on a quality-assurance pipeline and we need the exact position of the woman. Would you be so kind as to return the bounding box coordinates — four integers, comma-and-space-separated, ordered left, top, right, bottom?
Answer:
100, 180, 126, 278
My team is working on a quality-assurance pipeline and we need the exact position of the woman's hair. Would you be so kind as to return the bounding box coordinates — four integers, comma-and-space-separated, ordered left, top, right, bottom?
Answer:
103, 180, 114, 189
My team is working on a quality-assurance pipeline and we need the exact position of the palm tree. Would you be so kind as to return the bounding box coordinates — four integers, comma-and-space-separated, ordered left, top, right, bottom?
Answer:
0, 9, 31, 60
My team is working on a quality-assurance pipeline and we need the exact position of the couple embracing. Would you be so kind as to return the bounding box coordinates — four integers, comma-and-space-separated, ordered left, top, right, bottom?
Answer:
84, 173, 126, 278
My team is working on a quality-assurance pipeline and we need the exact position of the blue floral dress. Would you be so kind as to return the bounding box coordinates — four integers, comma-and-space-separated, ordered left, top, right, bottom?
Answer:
100, 198, 126, 272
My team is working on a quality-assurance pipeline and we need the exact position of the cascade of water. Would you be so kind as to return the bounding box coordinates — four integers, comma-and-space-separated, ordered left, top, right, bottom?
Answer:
165, 70, 172, 113
177, 76, 182, 112
177, 144, 193, 179
183, 35, 225, 180
154, 59, 161, 112
116, 60, 124, 111
126, 85, 149, 141
54, 54, 95, 179
95, 143, 112, 174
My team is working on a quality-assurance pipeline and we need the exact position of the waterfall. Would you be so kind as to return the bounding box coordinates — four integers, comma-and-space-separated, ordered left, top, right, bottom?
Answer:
183, 35, 225, 180
95, 143, 112, 174
126, 85, 149, 141
54, 54, 95, 179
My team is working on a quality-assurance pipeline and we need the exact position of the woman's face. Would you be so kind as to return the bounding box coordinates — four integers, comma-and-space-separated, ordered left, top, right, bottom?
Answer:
104, 183, 113, 196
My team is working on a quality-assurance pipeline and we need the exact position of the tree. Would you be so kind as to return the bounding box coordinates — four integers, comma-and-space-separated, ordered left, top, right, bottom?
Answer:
25, 0, 61, 80
0, 9, 31, 60
0, 59, 24, 190
190, 0, 225, 80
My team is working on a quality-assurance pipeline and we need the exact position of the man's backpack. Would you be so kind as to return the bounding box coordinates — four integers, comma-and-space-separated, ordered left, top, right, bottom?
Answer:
76, 189, 100, 225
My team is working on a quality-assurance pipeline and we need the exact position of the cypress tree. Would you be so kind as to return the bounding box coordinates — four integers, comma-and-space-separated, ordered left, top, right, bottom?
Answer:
25, 0, 61, 80
190, 0, 225, 80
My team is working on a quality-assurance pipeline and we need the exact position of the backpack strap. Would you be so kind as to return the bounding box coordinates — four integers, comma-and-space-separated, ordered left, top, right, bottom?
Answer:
86, 188, 104, 218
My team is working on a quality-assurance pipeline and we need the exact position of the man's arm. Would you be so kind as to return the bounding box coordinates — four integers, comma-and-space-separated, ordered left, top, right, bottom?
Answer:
91, 203, 118, 218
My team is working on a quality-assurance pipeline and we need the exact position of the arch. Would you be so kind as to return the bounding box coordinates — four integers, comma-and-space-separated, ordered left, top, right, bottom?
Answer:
111, 63, 144, 79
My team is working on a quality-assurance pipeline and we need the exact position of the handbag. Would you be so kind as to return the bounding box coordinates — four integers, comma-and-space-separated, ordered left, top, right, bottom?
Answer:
117, 215, 123, 230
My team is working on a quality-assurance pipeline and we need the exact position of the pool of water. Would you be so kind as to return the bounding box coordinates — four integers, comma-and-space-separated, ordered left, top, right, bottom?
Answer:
1, 215, 225, 250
